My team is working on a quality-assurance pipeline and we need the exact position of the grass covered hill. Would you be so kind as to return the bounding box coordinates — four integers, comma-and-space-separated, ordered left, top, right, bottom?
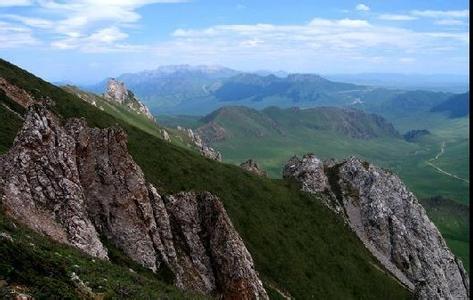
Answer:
431, 92, 470, 118
159, 104, 470, 271
0, 59, 411, 298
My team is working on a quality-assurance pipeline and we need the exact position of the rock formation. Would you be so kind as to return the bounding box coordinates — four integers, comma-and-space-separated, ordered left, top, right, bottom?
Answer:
283, 154, 470, 299
177, 126, 222, 161
240, 159, 267, 176
0, 106, 267, 299
0, 77, 52, 108
104, 78, 155, 121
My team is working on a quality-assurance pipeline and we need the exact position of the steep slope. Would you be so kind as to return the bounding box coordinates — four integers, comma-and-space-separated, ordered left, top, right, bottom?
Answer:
0, 106, 267, 298
283, 154, 469, 299
0, 58, 411, 298
431, 92, 470, 118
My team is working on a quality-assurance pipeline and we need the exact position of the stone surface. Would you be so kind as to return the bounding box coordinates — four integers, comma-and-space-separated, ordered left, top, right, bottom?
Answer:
0, 106, 266, 298
0, 77, 51, 108
240, 159, 267, 176
103, 78, 154, 121
177, 126, 222, 161
284, 154, 470, 299
0, 106, 108, 259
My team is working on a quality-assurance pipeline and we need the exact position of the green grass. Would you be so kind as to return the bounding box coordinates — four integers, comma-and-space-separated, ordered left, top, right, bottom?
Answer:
0, 58, 411, 299
0, 210, 205, 299
160, 105, 470, 271
420, 196, 470, 271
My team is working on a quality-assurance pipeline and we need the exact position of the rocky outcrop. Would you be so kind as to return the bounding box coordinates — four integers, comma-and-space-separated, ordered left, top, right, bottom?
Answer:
161, 129, 171, 142
284, 154, 469, 299
240, 159, 267, 177
0, 106, 267, 299
0, 107, 108, 259
177, 126, 222, 161
0, 77, 51, 108
104, 78, 155, 121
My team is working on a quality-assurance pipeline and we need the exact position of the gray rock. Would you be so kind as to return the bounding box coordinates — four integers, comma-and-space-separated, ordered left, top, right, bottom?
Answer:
104, 78, 155, 121
284, 154, 470, 299
0, 106, 266, 298
181, 127, 222, 161
0, 106, 108, 259
240, 159, 267, 176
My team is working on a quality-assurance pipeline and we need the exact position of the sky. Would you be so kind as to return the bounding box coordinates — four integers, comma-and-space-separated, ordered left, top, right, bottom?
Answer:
0, 0, 469, 84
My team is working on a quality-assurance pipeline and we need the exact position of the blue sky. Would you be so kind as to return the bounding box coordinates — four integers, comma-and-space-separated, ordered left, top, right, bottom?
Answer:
0, 0, 469, 83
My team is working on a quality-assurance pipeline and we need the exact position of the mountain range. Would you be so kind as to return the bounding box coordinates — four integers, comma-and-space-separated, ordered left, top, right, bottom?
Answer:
0, 58, 469, 299
82, 65, 468, 117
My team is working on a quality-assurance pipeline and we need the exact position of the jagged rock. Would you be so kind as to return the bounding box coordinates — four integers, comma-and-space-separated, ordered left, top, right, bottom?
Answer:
284, 154, 470, 299
0, 77, 52, 108
103, 78, 154, 121
161, 192, 268, 299
240, 159, 266, 176
0, 106, 266, 298
283, 154, 329, 192
0, 107, 108, 259
161, 129, 171, 142
178, 126, 222, 161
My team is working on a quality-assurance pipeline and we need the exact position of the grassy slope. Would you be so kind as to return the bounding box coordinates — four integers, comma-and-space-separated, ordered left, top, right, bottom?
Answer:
61, 85, 199, 151
160, 106, 470, 271
0, 59, 410, 299
0, 204, 204, 299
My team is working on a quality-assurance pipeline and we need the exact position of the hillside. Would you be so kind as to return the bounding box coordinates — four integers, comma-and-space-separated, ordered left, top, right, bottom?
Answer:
161, 105, 470, 270
194, 106, 400, 142
431, 92, 470, 118
0, 59, 414, 298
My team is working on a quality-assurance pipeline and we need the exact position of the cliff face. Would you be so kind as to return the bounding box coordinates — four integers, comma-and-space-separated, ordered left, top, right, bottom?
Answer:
284, 154, 470, 299
104, 78, 155, 121
0, 106, 267, 299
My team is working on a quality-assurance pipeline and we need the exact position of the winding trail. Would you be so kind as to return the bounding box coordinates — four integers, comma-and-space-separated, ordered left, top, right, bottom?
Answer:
426, 141, 469, 184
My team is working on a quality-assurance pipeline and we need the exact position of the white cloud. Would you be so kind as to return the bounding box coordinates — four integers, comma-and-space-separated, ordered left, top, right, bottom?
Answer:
410, 9, 469, 18
1, 14, 54, 29
378, 14, 417, 21
0, 0, 188, 52
435, 19, 465, 26
355, 4, 370, 11
399, 57, 415, 63
163, 17, 468, 69
0, 21, 38, 48
0, 0, 32, 7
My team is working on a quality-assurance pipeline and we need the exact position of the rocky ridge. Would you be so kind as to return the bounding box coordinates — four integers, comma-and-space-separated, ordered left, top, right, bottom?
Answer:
0, 106, 267, 299
177, 126, 222, 161
104, 78, 155, 121
283, 153, 470, 299
240, 159, 267, 177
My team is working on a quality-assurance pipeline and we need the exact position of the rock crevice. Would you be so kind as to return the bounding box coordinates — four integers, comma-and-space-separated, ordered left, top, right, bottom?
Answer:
0, 106, 267, 299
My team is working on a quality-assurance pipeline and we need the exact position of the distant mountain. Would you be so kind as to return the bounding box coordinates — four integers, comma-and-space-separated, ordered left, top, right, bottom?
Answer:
325, 73, 469, 93
431, 92, 469, 118
176, 106, 400, 144
358, 90, 452, 119
84, 66, 465, 118
213, 73, 361, 103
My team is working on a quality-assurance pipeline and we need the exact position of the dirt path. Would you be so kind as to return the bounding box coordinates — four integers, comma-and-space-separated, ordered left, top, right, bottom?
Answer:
426, 141, 469, 184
